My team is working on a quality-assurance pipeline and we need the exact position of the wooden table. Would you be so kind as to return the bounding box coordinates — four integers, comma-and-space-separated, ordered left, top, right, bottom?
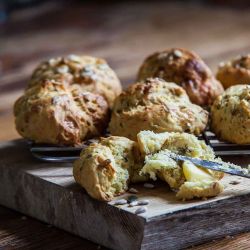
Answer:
1, 1, 250, 249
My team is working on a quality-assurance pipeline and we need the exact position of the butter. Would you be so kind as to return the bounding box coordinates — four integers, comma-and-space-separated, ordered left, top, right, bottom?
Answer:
137, 130, 224, 200
182, 161, 214, 182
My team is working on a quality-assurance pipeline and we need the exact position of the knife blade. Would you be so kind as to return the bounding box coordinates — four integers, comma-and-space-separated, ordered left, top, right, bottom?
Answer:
168, 153, 250, 179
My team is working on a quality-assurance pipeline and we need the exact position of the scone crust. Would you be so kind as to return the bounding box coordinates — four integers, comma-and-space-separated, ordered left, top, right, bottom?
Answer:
216, 55, 250, 89
137, 48, 223, 106
109, 78, 208, 140
73, 136, 143, 201
14, 80, 109, 145
211, 84, 250, 144
73, 143, 117, 201
176, 181, 224, 200
29, 55, 122, 107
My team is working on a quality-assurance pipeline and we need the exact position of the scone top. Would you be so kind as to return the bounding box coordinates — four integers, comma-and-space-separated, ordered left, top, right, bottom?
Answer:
137, 48, 223, 106
14, 54, 121, 145
29, 54, 122, 107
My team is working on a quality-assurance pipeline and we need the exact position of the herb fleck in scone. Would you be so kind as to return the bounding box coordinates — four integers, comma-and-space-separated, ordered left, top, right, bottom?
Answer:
29, 55, 122, 107
137, 48, 223, 106
217, 54, 250, 89
73, 136, 147, 201
14, 80, 109, 145
138, 131, 224, 200
109, 78, 208, 140
211, 85, 250, 144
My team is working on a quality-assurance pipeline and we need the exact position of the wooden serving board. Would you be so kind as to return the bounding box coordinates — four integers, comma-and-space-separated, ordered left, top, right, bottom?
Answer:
1, 140, 250, 250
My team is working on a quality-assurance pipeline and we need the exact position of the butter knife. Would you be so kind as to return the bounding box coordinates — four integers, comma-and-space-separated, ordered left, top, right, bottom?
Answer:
169, 153, 250, 179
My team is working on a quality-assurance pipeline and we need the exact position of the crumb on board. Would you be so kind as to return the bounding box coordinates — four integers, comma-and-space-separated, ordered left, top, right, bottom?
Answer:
229, 180, 241, 185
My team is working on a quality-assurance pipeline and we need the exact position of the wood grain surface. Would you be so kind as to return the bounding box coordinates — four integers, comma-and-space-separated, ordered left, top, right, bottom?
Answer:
1, 140, 250, 250
1, 1, 250, 249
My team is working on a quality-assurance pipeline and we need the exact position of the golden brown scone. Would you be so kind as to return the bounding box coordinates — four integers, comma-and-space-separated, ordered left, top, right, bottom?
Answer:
109, 78, 209, 140
211, 84, 250, 144
14, 80, 109, 145
73, 136, 146, 201
29, 55, 122, 107
216, 54, 250, 89
137, 48, 223, 106
139, 131, 224, 200
138, 131, 224, 178
176, 180, 223, 200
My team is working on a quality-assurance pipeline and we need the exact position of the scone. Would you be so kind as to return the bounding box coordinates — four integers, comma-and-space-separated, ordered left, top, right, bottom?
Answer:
137, 130, 171, 155
137, 48, 223, 106
14, 80, 109, 145
29, 54, 122, 107
216, 54, 250, 89
211, 84, 250, 144
138, 131, 224, 200
109, 78, 208, 140
73, 136, 146, 201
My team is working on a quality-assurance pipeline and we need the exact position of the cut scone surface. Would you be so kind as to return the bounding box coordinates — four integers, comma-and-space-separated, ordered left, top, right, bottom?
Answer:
73, 136, 146, 201
139, 131, 224, 200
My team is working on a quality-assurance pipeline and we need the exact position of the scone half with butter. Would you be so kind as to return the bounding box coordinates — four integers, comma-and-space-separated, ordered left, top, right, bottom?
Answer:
138, 131, 224, 200
109, 78, 208, 141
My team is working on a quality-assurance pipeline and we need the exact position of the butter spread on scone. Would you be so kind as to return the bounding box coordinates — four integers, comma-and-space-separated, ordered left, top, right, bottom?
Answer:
73, 136, 147, 201
138, 131, 224, 200
211, 84, 250, 144
109, 78, 208, 140
137, 48, 223, 106
137, 130, 171, 155
217, 54, 250, 89
14, 80, 109, 145
29, 55, 122, 107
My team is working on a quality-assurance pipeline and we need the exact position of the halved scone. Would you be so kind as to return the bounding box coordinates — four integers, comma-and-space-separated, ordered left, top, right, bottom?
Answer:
73, 136, 147, 201
138, 131, 224, 200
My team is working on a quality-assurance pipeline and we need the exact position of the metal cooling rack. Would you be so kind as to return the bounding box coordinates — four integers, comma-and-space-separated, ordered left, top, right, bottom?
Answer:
29, 138, 98, 162
30, 131, 250, 162
202, 131, 250, 156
